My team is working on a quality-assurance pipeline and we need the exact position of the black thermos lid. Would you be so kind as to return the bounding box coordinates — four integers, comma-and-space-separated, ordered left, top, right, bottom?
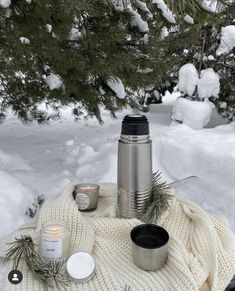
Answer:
121, 114, 149, 135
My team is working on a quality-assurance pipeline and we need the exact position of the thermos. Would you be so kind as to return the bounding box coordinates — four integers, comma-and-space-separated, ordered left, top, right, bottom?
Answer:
117, 114, 152, 219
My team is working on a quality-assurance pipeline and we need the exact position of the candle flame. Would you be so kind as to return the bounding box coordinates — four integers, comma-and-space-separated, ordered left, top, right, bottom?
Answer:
50, 228, 59, 236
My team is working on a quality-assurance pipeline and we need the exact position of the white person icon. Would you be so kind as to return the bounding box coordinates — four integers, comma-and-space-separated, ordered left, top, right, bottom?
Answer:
8, 270, 23, 285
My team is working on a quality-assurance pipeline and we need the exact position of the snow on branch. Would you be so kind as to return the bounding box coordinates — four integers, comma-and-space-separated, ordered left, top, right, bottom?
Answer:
179, 64, 198, 96
152, 0, 176, 24
130, 9, 149, 32
184, 15, 194, 24
198, 68, 220, 100
46, 74, 63, 90
216, 25, 235, 55
0, 0, 11, 8
107, 77, 126, 99
132, 0, 153, 18
202, 0, 218, 12
178, 63, 220, 100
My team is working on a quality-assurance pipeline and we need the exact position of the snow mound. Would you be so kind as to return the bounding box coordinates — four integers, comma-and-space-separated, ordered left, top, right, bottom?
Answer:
171, 97, 213, 129
46, 73, 63, 90
107, 77, 126, 99
158, 122, 235, 195
216, 25, 235, 55
178, 64, 198, 96
198, 68, 220, 100
0, 171, 34, 237
62, 139, 117, 183
0, 149, 32, 171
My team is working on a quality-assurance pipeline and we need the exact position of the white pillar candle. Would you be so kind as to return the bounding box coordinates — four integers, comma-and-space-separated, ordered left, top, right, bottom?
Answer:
39, 221, 70, 261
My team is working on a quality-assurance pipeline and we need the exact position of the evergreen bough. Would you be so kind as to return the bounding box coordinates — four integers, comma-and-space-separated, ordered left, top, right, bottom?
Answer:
0, 0, 233, 123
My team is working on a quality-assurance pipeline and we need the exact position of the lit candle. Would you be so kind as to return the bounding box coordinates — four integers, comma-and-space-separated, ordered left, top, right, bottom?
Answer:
74, 183, 100, 211
39, 221, 70, 261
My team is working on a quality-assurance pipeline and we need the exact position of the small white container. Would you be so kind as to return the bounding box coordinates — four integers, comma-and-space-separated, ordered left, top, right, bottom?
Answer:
39, 221, 70, 261
66, 252, 96, 283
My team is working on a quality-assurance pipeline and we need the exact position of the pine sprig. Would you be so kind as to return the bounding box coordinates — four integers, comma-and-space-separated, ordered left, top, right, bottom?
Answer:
142, 171, 173, 224
4, 235, 69, 290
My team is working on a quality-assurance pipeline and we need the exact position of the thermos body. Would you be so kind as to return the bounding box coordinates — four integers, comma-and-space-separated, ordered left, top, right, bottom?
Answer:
117, 115, 153, 219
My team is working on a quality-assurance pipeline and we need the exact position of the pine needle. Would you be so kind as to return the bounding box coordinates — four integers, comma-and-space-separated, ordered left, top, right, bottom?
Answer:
4, 235, 69, 290
142, 171, 173, 224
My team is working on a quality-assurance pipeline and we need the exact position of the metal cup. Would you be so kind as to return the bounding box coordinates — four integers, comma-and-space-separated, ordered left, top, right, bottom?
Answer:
130, 224, 169, 271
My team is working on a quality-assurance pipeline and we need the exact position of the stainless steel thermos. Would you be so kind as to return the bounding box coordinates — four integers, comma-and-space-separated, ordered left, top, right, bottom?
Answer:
117, 114, 153, 219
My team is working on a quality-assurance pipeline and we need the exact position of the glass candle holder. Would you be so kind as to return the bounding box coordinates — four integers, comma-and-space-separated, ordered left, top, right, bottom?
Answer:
39, 221, 70, 261
74, 183, 99, 211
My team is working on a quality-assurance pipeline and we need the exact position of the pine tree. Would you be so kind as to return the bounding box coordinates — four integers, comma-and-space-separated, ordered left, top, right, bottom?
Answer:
149, 1, 235, 120
0, 0, 232, 123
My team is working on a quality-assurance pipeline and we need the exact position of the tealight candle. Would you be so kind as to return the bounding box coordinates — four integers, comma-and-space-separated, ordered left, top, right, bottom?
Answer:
39, 221, 70, 261
74, 183, 99, 211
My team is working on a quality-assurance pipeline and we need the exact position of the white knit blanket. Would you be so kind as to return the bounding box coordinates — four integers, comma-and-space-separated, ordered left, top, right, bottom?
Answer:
1, 183, 235, 291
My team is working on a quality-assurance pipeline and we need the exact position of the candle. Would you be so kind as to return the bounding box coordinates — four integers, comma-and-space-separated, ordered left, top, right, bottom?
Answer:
74, 183, 99, 211
39, 221, 70, 261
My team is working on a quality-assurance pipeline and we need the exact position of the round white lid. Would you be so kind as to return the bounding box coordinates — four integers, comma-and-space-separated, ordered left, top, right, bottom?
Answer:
66, 252, 95, 280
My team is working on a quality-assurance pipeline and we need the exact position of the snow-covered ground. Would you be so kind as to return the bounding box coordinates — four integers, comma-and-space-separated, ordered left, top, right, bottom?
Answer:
0, 93, 234, 289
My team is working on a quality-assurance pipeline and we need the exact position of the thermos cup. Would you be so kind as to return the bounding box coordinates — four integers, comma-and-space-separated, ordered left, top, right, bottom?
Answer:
117, 114, 152, 219
130, 224, 169, 271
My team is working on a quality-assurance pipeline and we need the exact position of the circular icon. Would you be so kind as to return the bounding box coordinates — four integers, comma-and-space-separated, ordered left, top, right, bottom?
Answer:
8, 270, 23, 285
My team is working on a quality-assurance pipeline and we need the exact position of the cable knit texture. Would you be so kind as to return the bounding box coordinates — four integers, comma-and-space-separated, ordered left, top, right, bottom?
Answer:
0, 183, 235, 291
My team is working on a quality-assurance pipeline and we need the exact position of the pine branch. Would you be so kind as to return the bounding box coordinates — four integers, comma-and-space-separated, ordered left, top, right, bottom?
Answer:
4, 236, 69, 290
142, 171, 173, 224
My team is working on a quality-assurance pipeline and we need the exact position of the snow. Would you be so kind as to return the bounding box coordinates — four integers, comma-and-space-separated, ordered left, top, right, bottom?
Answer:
219, 101, 227, 109
178, 64, 198, 96
184, 15, 194, 24
0, 149, 32, 171
0, 150, 35, 237
202, 0, 218, 12
130, 10, 149, 32
107, 77, 126, 99
158, 122, 235, 226
160, 26, 169, 39
0, 171, 35, 237
133, 0, 153, 18
171, 97, 213, 129
198, 68, 220, 100
152, 0, 176, 24
46, 24, 52, 33
20, 37, 30, 45
216, 25, 235, 55
0, 99, 235, 289
208, 55, 215, 60
179, 65, 220, 100
45, 73, 63, 90
69, 27, 82, 40
110, 0, 127, 11
0, 0, 10, 8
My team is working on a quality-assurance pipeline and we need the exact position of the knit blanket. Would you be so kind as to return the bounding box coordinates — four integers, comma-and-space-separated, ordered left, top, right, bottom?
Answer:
0, 183, 235, 291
